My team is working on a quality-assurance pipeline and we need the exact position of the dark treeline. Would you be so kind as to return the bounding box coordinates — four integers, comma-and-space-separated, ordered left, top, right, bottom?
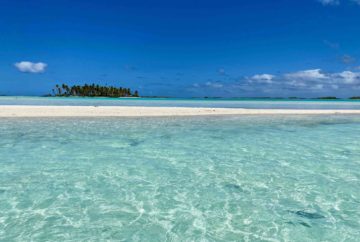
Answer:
317, 96, 360, 100
51, 83, 139, 97
316, 96, 338, 100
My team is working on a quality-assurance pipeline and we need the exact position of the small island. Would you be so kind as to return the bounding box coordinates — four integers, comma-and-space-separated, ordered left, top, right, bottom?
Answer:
50, 84, 139, 97
316, 96, 338, 100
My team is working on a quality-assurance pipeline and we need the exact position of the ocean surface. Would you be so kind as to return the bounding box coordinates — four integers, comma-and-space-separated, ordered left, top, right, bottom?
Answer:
1, 96, 360, 109
0, 115, 360, 241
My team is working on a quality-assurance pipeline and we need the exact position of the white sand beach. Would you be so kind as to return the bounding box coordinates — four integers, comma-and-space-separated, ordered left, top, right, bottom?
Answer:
1, 105, 360, 117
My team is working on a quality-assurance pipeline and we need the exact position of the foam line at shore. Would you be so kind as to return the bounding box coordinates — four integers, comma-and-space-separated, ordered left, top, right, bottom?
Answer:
1, 105, 360, 117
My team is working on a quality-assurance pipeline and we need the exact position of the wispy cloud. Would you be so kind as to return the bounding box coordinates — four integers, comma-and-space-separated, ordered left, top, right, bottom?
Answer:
191, 81, 224, 89
14, 61, 47, 73
318, 0, 360, 5
323, 40, 340, 49
206, 81, 223, 88
318, 0, 340, 5
124, 64, 137, 71
218, 68, 227, 76
340, 54, 356, 64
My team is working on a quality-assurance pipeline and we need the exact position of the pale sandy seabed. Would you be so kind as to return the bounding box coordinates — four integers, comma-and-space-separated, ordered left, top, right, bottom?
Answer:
1, 110, 360, 241
1, 105, 360, 117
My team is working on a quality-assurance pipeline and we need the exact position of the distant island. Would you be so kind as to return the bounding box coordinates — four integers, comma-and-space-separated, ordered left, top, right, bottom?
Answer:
38, 86, 360, 100
316, 96, 338, 100
49, 84, 139, 97
316, 96, 360, 100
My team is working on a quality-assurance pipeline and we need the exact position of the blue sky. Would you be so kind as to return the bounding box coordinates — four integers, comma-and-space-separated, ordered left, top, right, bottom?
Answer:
1, 0, 360, 97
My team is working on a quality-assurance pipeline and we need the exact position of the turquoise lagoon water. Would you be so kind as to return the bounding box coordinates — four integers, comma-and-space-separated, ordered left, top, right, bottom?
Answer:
1, 96, 360, 109
0, 115, 360, 241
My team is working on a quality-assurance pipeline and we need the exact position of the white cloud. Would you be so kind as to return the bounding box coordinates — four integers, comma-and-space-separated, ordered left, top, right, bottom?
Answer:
332, 71, 360, 84
245, 69, 360, 95
190, 68, 360, 97
341, 54, 356, 64
285, 69, 327, 80
283, 69, 360, 89
251, 74, 275, 83
14, 61, 47, 73
206, 81, 223, 88
318, 0, 340, 5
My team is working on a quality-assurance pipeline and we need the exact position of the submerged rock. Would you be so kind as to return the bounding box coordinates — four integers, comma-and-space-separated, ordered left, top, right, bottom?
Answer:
285, 220, 311, 228
299, 221, 311, 227
290, 210, 325, 219
225, 184, 244, 192
129, 139, 143, 147
225, 184, 241, 189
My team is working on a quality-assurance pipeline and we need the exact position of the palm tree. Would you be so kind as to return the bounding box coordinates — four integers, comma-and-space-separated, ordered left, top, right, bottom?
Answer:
51, 83, 139, 97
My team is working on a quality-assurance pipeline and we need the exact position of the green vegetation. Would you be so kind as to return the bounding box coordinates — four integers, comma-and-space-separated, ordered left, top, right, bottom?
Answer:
288, 97, 306, 100
350, 96, 360, 100
316, 96, 338, 100
51, 83, 139, 97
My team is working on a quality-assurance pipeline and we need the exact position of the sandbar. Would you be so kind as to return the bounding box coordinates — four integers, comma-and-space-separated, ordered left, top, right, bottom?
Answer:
1, 105, 360, 117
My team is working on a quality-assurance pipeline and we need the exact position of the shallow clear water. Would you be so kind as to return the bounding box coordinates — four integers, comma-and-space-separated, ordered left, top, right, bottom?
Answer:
1, 96, 360, 109
1, 115, 360, 241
